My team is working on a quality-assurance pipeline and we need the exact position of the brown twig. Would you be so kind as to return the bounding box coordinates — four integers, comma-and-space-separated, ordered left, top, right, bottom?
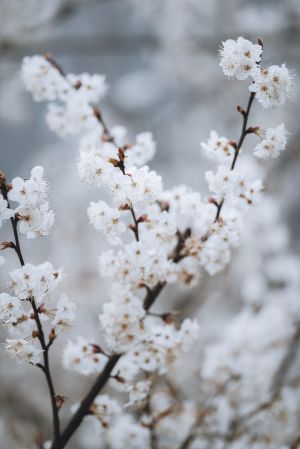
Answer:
215, 91, 256, 222
129, 206, 140, 241
50, 354, 121, 449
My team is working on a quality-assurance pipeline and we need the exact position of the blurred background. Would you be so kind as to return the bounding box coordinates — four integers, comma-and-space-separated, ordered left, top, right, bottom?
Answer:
0, 1, 300, 448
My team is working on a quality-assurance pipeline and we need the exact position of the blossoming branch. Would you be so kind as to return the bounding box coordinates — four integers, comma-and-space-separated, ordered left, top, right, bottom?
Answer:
0, 36, 295, 449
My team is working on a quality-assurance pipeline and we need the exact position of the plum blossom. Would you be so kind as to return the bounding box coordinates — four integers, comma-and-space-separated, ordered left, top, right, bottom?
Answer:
9, 262, 62, 302
254, 123, 287, 159
99, 289, 145, 353
52, 294, 77, 332
107, 415, 151, 449
125, 379, 153, 408
250, 64, 293, 108
5, 338, 43, 365
8, 166, 54, 238
63, 337, 108, 375
125, 132, 156, 168
21, 55, 69, 102
219, 37, 262, 80
87, 200, 126, 245
0, 37, 295, 449
201, 130, 236, 163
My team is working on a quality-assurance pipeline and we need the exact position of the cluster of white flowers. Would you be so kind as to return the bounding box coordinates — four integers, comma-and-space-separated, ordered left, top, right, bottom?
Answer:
219, 36, 293, 109
98, 240, 176, 288
0, 261, 76, 364
8, 166, 54, 238
205, 166, 263, 207
250, 64, 293, 108
63, 337, 108, 376
0, 167, 76, 366
254, 123, 287, 159
125, 132, 157, 168
0, 36, 294, 449
219, 36, 263, 80
22, 55, 108, 136
99, 287, 146, 353
87, 200, 126, 245
194, 194, 300, 448
125, 379, 153, 408
201, 131, 236, 163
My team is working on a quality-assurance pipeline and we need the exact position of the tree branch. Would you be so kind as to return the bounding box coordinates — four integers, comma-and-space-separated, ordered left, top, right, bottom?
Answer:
0, 176, 61, 444
50, 354, 121, 449
215, 91, 255, 222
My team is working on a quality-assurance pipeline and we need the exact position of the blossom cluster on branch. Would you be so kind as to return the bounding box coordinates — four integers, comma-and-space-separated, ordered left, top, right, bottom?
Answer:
0, 36, 297, 449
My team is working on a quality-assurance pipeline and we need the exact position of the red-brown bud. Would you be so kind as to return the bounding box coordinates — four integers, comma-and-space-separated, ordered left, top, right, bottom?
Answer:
228, 140, 237, 149
56, 394, 67, 409
138, 214, 148, 223
90, 343, 104, 354
0, 241, 15, 250
49, 328, 57, 342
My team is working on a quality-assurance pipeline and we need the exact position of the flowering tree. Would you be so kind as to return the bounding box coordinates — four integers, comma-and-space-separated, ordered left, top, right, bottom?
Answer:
0, 37, 298, 449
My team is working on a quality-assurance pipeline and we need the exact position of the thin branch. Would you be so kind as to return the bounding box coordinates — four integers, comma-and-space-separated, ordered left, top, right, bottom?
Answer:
215, 91, 255, 222
0, 176, 61, 443
129, 206, 140, 241
231, 92, 255, 171
50, 354, 121, 449
31, 300, 61, 441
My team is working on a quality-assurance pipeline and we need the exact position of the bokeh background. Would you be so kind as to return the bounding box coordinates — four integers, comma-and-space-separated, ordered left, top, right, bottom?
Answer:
0, 1, 300, 448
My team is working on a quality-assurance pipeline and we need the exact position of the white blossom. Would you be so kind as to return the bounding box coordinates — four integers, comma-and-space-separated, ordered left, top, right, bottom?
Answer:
109, 166, 163, 209
250, 64, 293, 108
219, 37, 262, 80
5, 338, 43, 365
0, 293, 24, 325
52, 294, 76, 332
8, 166, 48, 206
21, 55, 69, 102
63, 336, 108, 375
66, 73, 108, 104
254, 123, 287, 159
206, 166, 263, 208
9, 262, 62, 302
87, 200, 126, 245
201, 130, 236, 163
16, 202, 54, 238
206, 165, 237, 201
99, 240, 175, 288
89, 394, 121, 429
99, 288, 145, 353
125, 379, 152, 408
107, 415, 151, 449
46, 98, 98, 136
78, 145, 117, 186
125, 132, 156, 168
7, 167, 54, 239
129, 319, 199, 374
178, 318, 200, 350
